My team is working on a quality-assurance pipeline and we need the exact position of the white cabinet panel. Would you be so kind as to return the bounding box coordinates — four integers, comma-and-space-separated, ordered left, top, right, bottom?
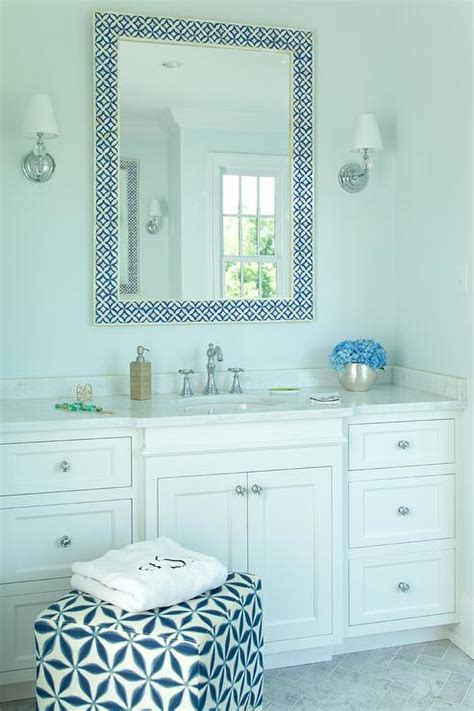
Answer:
348, 419, 455, 470
248, 467, 332, 643
158, 473, 248, 572
1, 437, 132, 495
349, 548, 455, 625
0, 500, 132, 583
349, 475, 455, 547
0, 585, 69, 672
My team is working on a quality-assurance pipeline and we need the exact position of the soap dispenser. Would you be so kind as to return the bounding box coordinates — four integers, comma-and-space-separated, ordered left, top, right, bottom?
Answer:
130, 346, 151, 400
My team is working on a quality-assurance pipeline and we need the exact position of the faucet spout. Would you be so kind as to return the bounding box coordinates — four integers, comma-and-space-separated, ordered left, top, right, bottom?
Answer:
204, 343, 224, 395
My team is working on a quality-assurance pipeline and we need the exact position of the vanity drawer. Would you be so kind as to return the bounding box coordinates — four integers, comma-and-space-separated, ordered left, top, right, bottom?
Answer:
0, 437, 132, 495
349, 548, 455, 626
0, 499, 132, 583
348, 419, 455, 470
349, 475, 455, 548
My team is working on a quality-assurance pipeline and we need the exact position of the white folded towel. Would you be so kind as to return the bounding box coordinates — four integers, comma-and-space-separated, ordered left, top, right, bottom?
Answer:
71, 537, 228, 612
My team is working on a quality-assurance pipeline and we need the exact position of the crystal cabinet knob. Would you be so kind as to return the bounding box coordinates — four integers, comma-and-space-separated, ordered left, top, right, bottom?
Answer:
251, 484, 263, 495
60, 535, 72, 548
398, 440, 410, 450
398, 505, 410, 516
234, 485, 246, 496
398, 581, 410, 593
60, 460, 71, 472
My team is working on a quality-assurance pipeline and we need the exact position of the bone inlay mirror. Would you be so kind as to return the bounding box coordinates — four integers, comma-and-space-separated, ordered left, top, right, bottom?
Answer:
94, 13, 313, 324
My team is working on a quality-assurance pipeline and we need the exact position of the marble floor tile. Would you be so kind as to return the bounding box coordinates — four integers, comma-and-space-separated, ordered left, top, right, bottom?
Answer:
437, 673, 473, 705
377, 683, 413, 709
395, 643, 428, 664
462, 683, 474, 707
422, 640, 452, 659
332, 651, 371, 673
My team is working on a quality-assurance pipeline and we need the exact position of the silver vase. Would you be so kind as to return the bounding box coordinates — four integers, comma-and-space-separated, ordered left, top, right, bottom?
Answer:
337, 363, 377, 392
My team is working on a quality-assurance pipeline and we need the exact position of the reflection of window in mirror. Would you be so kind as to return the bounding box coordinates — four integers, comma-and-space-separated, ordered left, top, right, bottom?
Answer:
210, 154, 290, 300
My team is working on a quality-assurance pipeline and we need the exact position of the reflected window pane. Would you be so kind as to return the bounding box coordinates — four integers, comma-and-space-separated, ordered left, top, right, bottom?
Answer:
242, 217, 257, 255
259, 177, 275, 215
242, 262, 259, 299
241, 176, 257, 215
223, 175, 239, 214
261, 262, 277, 298
223, 216, 239, 255
225, 261, 241, 299
259, 217, 275, 255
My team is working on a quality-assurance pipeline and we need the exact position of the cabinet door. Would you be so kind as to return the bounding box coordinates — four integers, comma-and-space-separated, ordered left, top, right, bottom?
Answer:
248, 467, 333, 643
158, 473, 248, 572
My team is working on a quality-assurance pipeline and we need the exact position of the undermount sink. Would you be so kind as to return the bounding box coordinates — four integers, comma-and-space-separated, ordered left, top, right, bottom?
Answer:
173, 394, 280, 414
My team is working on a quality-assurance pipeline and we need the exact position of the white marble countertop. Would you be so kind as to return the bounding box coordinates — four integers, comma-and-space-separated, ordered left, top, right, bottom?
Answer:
0, 385, 466, 434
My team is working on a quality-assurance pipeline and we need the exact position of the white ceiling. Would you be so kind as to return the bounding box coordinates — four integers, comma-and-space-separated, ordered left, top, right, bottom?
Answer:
118, 39, 290, 129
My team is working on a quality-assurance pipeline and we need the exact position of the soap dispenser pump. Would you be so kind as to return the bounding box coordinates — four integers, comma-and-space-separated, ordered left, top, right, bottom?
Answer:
130, 346, 151, 401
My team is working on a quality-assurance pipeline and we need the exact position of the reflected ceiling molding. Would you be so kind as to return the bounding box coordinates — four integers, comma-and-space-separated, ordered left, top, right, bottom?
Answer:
163, 106, 288, 133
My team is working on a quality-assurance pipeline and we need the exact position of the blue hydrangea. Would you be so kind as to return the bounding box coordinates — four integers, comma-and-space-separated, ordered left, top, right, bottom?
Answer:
330, 339, 387, 372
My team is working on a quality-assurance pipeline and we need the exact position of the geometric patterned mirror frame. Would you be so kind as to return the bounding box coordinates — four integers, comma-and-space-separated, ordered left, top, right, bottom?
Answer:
94, 12, 313, 324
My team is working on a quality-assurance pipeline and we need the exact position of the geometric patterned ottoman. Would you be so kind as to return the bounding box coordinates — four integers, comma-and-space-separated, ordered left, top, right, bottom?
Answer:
35, 572, 263, 710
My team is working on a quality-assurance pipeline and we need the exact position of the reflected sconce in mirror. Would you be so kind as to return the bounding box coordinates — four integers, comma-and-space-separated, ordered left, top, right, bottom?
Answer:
22, 94, 60, 182
146, 199, 162, 235
338, 114, 383, 193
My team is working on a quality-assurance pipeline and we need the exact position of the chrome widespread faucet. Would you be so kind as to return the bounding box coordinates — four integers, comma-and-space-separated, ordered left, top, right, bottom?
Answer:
204, 343, 223, 395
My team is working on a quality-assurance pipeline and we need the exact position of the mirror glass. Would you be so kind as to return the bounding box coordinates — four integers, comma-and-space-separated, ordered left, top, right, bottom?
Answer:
118, 39, 291, 302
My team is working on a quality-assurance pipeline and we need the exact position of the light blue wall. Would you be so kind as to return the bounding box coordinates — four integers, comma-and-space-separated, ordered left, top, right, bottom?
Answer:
2, 0, 398, 379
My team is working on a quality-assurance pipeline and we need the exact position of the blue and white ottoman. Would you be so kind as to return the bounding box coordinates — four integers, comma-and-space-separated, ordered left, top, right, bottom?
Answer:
35, 572, 263, 710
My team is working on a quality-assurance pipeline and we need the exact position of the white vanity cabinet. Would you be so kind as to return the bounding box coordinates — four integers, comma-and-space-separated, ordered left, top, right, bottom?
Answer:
0, 397, 466, 700
144, 417, 344, 667
0, 429, 136, 689
346, 412, 459, 636
158, 467, 333, 645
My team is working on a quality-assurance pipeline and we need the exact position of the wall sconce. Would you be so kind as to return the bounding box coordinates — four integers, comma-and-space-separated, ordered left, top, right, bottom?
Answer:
22, 94, 60, 182
338, 114, 383, 193
146, 199, 162, 235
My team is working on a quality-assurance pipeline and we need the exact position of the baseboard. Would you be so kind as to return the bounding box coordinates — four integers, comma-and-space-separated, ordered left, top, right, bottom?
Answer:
265, 646, 333, 669
0, 680, 34, 703
449, 593, 474, 659
263, 625, 451, 670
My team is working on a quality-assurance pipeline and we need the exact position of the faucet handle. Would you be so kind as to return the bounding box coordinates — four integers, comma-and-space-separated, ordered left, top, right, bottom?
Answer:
228, 367, 244, 394
179, 369, 194, 398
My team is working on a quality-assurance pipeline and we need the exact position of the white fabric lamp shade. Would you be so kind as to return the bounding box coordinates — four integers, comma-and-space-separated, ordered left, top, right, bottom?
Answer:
351, 113, 383, 152
22, 94, 60, 138
149, 199, 161, 217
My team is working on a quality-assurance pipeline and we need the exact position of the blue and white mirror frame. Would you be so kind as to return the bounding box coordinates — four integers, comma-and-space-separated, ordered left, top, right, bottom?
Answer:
94, 12, 314, 324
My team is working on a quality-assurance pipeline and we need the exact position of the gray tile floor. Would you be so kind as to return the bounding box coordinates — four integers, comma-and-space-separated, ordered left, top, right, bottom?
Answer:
1, 640, 472, 710
264, 640, 474, 710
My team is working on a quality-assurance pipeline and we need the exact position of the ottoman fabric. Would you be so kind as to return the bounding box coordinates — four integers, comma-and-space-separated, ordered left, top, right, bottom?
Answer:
35, 572, 263, 710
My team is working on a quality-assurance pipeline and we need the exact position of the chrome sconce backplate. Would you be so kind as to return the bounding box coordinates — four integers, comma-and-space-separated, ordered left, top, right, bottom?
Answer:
22, 150, 56, 182
338, 163, 369, 193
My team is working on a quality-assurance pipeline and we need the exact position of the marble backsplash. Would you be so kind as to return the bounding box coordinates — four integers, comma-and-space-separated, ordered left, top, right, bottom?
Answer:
0, 365, 467, 402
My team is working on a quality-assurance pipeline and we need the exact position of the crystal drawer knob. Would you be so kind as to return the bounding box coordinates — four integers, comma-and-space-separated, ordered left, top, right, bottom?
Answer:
60, 460, 71, 472
398, 505, 410, 516
398, 440, 410, 450
251, 484, 263, 495
398, 581, 410, 593
60, 535, 72, 548
234, 485, 246, 496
